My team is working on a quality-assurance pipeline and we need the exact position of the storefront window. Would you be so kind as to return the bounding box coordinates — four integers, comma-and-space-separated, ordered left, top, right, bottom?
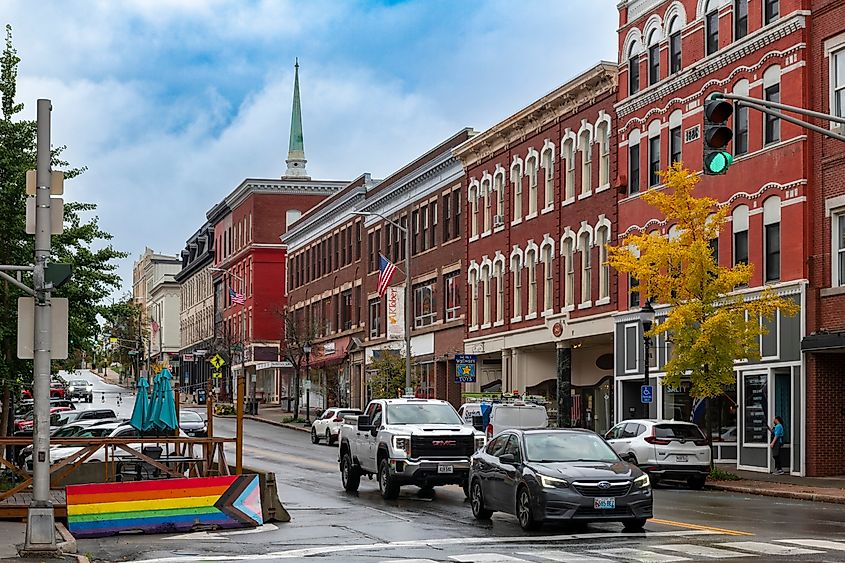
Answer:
661, 379, 738, 441
662, 380, 692, 421
744, 374, 768, 444
415, 363, 434, 398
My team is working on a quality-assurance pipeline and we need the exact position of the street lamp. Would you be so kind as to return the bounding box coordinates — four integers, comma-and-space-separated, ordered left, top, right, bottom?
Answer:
303, 342, 312, 424
639, 299, 655, 419
352, 210, 413, 394
209, 266, 246, 474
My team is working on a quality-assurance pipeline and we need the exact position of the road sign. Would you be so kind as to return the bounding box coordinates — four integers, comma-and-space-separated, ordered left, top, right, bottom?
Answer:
641, 385, 653, 404
209, 354, 225, 369
455, 354, 477, 383
17, 297, 69, 359
182, 354, 194, 362
212, 372, 222, 379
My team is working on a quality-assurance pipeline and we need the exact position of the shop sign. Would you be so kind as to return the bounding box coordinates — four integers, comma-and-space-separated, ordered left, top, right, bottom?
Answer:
455, 354, 477, 383
386, 286, 405, 341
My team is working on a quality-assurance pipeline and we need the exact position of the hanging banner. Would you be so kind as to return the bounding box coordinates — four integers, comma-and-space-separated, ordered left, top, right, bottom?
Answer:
386, 286, 405, 341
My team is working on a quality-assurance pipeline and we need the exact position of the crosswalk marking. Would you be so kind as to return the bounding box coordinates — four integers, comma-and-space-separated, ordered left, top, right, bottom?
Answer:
715, 541, 824, 556
778, 539, 845, 551
652, 544, 754, 558
449, 555, 530, 562
518, 550, 614, 562
588, 548, 689, 562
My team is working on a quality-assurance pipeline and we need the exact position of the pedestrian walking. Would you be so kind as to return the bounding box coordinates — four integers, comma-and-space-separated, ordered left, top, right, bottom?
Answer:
770, 415, 785, 475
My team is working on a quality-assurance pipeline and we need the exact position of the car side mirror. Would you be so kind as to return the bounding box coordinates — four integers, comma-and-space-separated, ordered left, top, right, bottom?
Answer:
357, 415, 372, 431
499, 453, 516, 465
604, 431, 614, 440
471, 415, 485, 432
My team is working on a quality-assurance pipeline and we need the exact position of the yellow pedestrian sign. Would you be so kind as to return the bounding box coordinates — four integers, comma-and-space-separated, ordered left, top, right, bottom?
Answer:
212, 371, 222, 379
209, 354, 225, 369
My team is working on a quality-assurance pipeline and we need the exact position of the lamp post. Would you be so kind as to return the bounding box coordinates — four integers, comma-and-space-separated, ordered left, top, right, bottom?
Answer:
304, 343, 312, 424
639, 300, 655, 419
210, 267, 246, 474
352, 211, 412, 393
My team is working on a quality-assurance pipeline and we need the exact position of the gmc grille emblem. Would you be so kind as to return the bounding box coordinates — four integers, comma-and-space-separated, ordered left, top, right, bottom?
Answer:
432, 440, 457, 446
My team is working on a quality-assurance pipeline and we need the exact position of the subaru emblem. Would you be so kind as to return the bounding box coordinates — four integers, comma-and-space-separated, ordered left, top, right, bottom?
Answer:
597, 481, 612, 490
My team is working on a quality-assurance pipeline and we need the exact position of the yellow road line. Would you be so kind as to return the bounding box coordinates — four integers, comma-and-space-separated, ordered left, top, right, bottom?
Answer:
651, 518, 754, 536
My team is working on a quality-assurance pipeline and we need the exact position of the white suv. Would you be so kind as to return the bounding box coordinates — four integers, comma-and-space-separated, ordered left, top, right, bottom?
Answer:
311, 408, 363, 446
605, 419, 711, 489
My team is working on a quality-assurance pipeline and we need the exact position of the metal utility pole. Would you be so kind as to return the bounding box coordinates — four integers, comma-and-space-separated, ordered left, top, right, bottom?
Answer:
24, 99, 58, 553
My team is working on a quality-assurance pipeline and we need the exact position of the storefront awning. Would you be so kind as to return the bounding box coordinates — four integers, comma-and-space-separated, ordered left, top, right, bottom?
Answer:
801, 332, 845, 353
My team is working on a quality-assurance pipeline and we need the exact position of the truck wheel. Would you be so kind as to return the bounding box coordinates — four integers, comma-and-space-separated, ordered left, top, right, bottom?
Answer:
340, 451, 360, 492
378, 458, 400, 500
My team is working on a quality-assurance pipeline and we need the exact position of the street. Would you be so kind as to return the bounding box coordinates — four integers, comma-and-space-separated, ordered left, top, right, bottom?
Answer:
64, 371, 845, 562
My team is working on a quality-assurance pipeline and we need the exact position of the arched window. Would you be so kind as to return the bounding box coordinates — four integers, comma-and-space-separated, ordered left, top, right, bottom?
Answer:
494, 260, 505, 323
481, 176, 492, 233
511, 161, 523, 222
563, 136, 576, 201
734, 0, 748, 40
763, 66, 781, 145
705, 0, 720, 55
628, 128, 641, 195
763, 196, 781, 282
733, 79, 750, 155
596, 225, 610, 300
732, 205, 749, 268
481, 263, 491, 326
469, 268, 479, 328
628, 40, 642, 95
579, 232, 592, 304
542, 244, 554, 312
493, 170, 505, 225
526, 248, 538, 315
541, 144, 555, 208
562, 237, 575, 308
668, 15, 683, 74
526, 153, 539, 215
511, 254, 523, 319
647, 28, 661, 85
469, 182, 479, 238
597, 120, 610, 187
580, 130, 592, 195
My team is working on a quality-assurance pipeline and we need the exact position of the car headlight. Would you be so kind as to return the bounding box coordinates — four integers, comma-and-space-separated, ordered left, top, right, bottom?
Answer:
539, 474, 569, 489
392, 436, 412, 457
68, 386, 75, 392
634, 473, 651, 489
474, 436, 486, 451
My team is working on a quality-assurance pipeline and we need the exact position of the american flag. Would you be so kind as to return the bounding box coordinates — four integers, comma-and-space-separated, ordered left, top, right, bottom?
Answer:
377, 254, 397, 297
229, 287, 246, 305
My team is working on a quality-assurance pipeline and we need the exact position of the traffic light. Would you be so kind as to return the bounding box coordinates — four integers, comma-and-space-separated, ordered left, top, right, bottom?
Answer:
703, 94, 733, 175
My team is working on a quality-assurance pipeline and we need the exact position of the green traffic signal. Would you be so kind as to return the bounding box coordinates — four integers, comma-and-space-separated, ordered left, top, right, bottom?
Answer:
704, 151, 733, 175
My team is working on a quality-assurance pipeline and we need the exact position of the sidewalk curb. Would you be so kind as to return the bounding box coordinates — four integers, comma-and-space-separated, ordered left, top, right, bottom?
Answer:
708, 482, 845, 504
55, 522, 77, 555
216, 414, 311, 433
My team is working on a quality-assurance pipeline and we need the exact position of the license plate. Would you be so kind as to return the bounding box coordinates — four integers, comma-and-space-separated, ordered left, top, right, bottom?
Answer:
675, 455, 689, 463
594, 497, 616, 509
437, 464, 454, 474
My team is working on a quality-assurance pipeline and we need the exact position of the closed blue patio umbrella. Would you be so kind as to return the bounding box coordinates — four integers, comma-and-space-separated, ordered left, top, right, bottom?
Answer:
129, 378, 151, 433
152, 368, 178, 432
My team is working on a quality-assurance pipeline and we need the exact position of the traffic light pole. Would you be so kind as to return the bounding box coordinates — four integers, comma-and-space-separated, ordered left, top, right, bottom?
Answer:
714, 93, 845, 143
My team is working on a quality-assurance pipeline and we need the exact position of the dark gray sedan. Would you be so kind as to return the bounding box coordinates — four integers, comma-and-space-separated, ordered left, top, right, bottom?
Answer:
469, 428, 653, 531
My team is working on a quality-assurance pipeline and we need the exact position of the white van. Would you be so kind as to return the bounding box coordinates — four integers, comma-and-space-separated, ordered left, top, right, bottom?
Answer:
485, 402, 548, 438
457, 403, 483, 426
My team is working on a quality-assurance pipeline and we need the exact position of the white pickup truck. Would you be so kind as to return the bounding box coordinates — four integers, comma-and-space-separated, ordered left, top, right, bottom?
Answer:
338, 397, 486, 499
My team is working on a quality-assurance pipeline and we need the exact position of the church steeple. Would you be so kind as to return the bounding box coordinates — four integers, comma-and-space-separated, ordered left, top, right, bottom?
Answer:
284, 59, 309, 178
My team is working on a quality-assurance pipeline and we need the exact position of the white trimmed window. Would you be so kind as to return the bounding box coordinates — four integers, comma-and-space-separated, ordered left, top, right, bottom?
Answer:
495, 261, 505, 323
580, 131, 592, 195
482, 177, 492, 233
597, 121, 610, 187
834, 210, 845, 287
470, 183, 479, 238
579, 232, 592, 304
563, 137, 575, 201
511, 162, 523, 221
494, 172, 505, 225
526, 154, 538, 215
542, 146, 554, 208
469, 269, 479, 328
542, 245, 554, 312
527, 249, 538, 315
597, 225, 610, 300
482, 266, 491, 326
512, 255, 523, 319
764, 196, 781, 282
832, 47, 845, 119
563, 238, 575, 308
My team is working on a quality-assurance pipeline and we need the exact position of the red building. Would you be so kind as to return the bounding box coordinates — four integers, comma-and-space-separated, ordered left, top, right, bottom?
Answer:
803, 0, 845, 475
614, 0, 809, 474
455, 63, 618, 435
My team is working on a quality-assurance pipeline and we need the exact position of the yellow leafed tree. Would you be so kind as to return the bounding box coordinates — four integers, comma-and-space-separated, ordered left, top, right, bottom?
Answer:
607, 163, 799, 399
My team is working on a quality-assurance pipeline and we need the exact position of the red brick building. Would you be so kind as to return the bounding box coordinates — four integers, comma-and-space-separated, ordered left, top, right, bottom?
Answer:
455, 63, 618, 435
614, 0, 809, 474
803, 0, 845, 475
284, 130, 473, 410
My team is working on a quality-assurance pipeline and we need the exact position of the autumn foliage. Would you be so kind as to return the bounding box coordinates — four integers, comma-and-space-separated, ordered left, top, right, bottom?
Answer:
607, 164, 799, 398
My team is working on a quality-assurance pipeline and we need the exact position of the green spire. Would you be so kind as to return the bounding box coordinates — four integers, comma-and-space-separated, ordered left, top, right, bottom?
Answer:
285, 58, 308, 177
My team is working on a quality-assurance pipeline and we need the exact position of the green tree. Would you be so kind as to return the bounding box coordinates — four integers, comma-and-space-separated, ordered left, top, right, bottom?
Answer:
368, 351, 415, 400
101, 295, 144, 382
607, 164, 799, 399
278, 309, 320, 418
0, 25, 126, 433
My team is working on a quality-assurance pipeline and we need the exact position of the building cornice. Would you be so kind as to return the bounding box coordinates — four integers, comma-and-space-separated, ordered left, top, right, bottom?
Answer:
454, 62, 618, 168
282, 185, 369, 249
615, 12, 807, 119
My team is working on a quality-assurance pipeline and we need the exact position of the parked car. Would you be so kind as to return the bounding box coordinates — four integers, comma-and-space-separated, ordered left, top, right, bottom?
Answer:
15, 406, 72, 431
22, 381, 67, 400
66, 379, 94, 402
339, 398, 486, 499
311, 408, 363, 445
468, 428, 653, 531
17, 420, 106, 466
179, 410, 207, 437
457, 403, 483, 426
484, 402, 549, 439
604, 419, 711, 489
53, 408, 116, 426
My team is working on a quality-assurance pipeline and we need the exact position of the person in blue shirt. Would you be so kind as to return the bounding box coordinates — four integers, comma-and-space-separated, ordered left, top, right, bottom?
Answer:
770, 416, 785, 475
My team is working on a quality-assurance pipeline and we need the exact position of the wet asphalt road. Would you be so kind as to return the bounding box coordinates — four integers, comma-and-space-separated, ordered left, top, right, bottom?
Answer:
68, 371, 845, 562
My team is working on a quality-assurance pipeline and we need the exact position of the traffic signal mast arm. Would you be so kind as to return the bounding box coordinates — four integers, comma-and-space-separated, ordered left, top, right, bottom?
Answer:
712, 92, 845, 143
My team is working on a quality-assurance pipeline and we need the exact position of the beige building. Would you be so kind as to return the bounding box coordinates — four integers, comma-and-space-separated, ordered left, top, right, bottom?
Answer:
132, 247, 182, 370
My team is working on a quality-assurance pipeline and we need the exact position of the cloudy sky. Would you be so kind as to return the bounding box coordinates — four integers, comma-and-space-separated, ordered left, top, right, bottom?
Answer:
5, 0, 618, 296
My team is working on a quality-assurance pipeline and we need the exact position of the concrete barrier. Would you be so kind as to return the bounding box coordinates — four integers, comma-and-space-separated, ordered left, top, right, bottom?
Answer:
228, 466, 291, 523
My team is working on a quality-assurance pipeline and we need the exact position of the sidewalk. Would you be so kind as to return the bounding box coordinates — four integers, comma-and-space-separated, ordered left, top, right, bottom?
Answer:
0, 521, 86, 562
709, 463, 845, 504
181, 401, 312, 434
90, 368, 125, 388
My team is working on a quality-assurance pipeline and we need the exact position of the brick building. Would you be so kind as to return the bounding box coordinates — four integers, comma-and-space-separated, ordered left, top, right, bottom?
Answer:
455, 63, 618, 435
802, 0, 845, 475
284, 129, 473, 410
614, 0, 809, 474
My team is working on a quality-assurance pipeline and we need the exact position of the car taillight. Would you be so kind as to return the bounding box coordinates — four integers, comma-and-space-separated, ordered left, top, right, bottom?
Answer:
693, 438, 708, 446
486, 424, 493, 439
644, 436, 671, 445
